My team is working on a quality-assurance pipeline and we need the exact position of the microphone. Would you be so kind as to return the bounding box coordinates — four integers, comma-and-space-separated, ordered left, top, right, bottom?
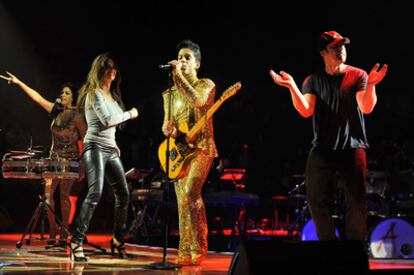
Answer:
49, 98, 63, 118
158, 64, 173, 70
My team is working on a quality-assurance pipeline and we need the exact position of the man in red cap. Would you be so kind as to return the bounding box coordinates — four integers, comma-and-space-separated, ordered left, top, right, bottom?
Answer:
269, 30, 388, 240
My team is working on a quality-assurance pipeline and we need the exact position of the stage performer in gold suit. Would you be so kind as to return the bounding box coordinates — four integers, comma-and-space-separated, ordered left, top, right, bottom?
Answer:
161, 39, 217, 266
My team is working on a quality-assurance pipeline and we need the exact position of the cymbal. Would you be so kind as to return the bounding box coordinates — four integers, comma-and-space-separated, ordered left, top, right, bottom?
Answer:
9, 154, 32, 159
272, 195, 290, 201
290, 194, 307, 200
291, 174, 305, 178
367, 170, 388, 178
10, 149, 43, 154
10, 150, 33, 154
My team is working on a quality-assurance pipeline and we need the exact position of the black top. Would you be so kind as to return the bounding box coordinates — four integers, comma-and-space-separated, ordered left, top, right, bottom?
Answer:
302, 65, 369, 150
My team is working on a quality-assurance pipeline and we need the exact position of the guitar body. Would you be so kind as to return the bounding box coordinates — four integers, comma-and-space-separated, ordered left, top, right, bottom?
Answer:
158, 135, 197, 179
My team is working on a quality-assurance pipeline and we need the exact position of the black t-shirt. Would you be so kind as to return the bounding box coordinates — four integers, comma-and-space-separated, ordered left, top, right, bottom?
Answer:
302, 65, 369, 150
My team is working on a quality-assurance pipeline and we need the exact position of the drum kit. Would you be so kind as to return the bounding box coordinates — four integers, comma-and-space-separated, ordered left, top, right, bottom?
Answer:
369, 217, 414, 259
2, 152, 80, 180
285, 171, 414, 259
1, 144, 80, 248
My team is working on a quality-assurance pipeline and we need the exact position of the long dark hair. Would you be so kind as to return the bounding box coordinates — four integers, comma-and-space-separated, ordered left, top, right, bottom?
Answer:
77, 53, 125, 115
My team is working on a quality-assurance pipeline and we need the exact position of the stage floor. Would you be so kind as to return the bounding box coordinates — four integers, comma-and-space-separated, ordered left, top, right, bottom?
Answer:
0, 233, 231, 274
1, 234, 414, 274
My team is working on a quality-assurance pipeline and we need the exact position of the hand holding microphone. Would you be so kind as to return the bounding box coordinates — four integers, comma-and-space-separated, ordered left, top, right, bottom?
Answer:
158, 60, 182, 71
49, 98, 64, 118
158, 64, 173, 70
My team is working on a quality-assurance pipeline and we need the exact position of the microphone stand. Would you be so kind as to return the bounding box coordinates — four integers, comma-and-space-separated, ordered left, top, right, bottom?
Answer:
147, 68, 181, 270
287, 181, 308, 240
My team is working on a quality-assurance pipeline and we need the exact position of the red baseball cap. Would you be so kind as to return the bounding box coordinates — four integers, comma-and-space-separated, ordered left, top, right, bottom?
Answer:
320, 31, 350, 47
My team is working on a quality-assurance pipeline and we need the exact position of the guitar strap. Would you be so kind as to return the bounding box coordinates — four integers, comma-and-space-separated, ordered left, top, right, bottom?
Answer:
189, 108, 195, 129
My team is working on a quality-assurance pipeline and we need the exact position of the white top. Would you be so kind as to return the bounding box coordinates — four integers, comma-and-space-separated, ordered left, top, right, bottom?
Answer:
83, 89, 131, 148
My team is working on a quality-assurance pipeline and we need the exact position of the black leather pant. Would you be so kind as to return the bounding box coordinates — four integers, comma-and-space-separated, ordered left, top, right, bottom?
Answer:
72, 143, 129, 244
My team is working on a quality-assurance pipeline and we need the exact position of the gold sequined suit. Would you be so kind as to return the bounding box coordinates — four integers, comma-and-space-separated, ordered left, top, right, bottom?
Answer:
162, 76, 217, 260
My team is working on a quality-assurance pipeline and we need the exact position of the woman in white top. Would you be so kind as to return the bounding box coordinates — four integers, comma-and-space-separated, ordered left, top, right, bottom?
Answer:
69, 53, 138, 262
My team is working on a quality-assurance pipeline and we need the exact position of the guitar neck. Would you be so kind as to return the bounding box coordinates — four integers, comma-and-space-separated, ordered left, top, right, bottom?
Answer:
186, 98, 224, 141
185, 81, 241, 142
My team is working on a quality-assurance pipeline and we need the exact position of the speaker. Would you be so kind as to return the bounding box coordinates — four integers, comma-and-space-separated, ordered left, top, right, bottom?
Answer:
228, 240, 369, 275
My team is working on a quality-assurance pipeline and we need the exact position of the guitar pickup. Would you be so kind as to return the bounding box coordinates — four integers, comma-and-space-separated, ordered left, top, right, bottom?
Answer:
170, 148, 178, 161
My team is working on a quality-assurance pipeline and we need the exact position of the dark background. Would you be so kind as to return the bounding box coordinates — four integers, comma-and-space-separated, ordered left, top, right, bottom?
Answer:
1, 0, 414, 234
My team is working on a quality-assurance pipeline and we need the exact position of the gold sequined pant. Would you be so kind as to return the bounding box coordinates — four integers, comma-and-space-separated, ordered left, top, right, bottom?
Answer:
175, 154, 213, 258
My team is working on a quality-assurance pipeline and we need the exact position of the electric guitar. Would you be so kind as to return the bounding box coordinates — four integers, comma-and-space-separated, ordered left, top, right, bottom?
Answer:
158, 82, 242, 179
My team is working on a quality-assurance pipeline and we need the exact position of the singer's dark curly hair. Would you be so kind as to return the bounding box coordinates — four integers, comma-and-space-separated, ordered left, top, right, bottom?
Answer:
176, 39, 201, 63
60, 82, 79, 107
